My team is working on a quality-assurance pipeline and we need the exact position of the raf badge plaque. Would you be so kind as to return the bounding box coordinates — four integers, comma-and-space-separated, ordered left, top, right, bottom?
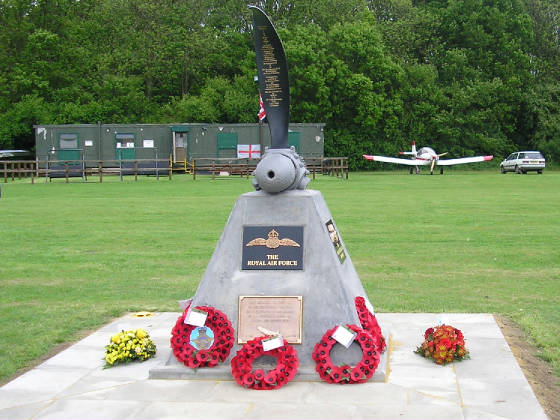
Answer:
242, 226, 304, 270
238, 296, 303, 344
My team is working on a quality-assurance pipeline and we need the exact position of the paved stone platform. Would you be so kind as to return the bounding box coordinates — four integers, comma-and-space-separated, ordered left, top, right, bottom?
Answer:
0, 313, 548, 420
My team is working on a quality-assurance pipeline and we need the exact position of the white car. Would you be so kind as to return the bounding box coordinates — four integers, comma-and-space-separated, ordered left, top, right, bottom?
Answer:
500, 151, 545, 174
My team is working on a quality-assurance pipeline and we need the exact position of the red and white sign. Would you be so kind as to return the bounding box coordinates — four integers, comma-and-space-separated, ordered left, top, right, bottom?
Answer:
237, 144, 261, 159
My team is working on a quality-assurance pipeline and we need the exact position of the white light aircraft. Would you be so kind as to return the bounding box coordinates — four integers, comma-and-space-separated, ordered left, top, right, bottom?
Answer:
363, 141, 493, 174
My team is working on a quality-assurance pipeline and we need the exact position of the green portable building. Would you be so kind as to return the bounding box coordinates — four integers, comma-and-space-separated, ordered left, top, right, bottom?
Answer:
34, 123, 325, 167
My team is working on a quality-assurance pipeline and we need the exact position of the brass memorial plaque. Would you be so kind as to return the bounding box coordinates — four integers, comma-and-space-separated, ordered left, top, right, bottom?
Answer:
238, 296, 303, 344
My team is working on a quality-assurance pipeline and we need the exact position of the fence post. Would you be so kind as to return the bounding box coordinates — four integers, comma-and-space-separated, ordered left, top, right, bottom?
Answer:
119, 151, 123, 182
31, 162, 35, 184
155, 149, 159, 180
82, 154, 86, 182
98, 161, 103, 183
193, 159, 196, 180
3, 162, 7, 183
134, 161, 138, 181
65, 162, 69, 183
312, 159, 316, 180
168, 155, 172, 180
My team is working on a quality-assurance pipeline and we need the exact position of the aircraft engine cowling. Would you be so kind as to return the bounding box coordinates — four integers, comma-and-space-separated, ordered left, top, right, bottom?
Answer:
252, 147, 309, 193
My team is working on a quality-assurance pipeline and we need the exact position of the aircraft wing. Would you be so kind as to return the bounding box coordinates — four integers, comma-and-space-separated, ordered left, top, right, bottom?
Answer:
436, 155, 493, 166
363, 155, 429, 166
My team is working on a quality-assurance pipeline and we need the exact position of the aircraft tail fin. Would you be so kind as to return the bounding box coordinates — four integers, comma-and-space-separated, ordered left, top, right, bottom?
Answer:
398, 141, 417, 157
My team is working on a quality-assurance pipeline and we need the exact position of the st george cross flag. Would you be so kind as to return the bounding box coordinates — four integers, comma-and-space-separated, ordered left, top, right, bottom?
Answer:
258, 93, 266, 121
237, 144, 261, 159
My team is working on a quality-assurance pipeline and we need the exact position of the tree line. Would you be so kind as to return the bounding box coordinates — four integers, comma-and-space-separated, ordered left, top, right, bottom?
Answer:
1, 0, 559, 168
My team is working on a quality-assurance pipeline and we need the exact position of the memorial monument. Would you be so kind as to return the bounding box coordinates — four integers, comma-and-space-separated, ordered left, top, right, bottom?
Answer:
150, 6, 386, 382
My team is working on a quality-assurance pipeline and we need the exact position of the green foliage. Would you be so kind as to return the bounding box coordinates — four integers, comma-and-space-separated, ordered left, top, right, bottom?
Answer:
0, 0, 558, 164
0, 94, 51, 150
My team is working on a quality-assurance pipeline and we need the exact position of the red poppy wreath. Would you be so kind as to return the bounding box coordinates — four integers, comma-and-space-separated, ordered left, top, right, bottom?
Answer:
355, 296, 386, 353
313, 324, 380, 384
231, 336, 299, 390
170, 304, 234, 368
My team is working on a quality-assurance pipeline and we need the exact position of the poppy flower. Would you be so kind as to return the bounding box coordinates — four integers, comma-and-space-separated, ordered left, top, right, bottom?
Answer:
254, 369, 265, 381
263, 372, 277, 385
196, 351, 209, 362
242, 373, 255, 386
332, 372, 342, 383
352, 370, 362, 380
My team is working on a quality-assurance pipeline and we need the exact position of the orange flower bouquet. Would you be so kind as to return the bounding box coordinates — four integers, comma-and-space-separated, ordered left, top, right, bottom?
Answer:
415, 324, 469, 365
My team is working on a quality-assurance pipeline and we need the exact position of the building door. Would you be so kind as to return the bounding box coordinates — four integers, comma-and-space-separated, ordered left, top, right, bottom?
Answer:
174, 132, 187, 162
115, 134, 136, 160
171, 126, 190, 161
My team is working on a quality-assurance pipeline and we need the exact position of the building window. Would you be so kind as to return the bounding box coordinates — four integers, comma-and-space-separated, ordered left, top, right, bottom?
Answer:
116, 133, 135, 148
59, 134, 78, 149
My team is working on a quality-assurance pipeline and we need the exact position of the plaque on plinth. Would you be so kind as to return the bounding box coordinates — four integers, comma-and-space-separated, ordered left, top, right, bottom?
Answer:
238, 295, 303, 344
242, 226, 303, 270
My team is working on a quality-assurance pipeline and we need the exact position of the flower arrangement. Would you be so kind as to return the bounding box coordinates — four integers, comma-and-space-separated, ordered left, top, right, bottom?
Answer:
313, 324, 380, 384
170, 304, 234, 368
230, 336, 299, 390
355, 296, 386, 353
415, 324, 469, 365
104, 328, 156, 367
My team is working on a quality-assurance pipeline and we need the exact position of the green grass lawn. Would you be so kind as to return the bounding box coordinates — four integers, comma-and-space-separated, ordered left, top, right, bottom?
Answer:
1, 171, 559, 384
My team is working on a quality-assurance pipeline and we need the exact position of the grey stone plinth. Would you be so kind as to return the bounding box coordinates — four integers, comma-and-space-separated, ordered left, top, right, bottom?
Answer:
150, 189, 387, 381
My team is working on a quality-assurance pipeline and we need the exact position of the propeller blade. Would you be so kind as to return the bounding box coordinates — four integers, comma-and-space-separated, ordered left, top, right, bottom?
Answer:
250, 6, 290, 149
437, 152, 448, 157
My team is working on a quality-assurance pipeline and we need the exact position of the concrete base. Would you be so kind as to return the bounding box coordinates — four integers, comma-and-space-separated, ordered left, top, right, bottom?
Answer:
0, 312, 548, 420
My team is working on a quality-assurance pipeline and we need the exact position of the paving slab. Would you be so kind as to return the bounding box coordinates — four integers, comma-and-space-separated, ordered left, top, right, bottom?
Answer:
0, 313, 548, 420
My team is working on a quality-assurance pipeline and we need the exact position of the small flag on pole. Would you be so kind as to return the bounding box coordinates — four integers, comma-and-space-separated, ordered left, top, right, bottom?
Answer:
258, 93, 266, 122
